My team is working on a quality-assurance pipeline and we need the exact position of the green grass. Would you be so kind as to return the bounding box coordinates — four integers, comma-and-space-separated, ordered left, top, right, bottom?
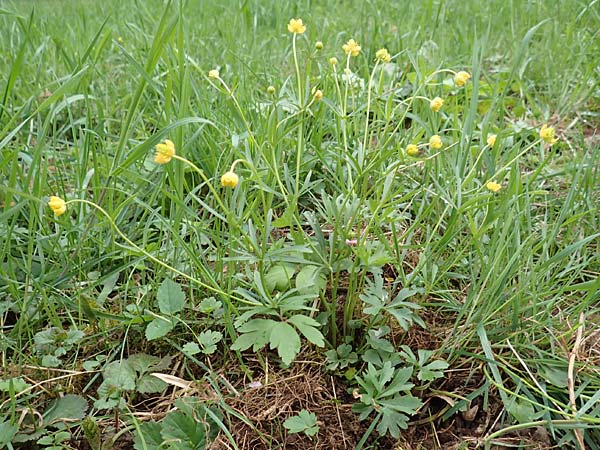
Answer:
1, 0, 599, 449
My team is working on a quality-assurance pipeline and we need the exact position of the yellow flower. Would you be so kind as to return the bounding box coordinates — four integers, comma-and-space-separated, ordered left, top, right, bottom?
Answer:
487, 134, 497, 147
117, 36, 123, 44
430, 96, 444, 112
154, 139, 175, 165
429, 135, 443, 149
221, 171, 239, 188
48, 196, 67, 217
313, 89, 323, 101
208, 69, 219, 79
454, 71, 471, 87
287, 18, 306, 34
375, 48, 391, 63
486, 181, 502, 193
342, 39, 361, 57
315, 41, 323, 50
329, 57, 338, 65
267, 85, 276, 95
406, 144, 420, 157
539, 124, 558, 145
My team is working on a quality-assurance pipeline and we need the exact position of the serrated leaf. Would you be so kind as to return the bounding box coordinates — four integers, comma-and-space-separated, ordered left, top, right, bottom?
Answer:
128, 354, 160, 374
161, 410, 206, 450
231, 319, 276, 352
0, 377, 31, 393
137, 374, 167, 394
199, 330, 223, 355
103, 360, 136, 391
377, 409, 409, 438
157, 278, 186, 314
44, 394, 88, 425
418, 360, 449, 381
133, 421, 163, 450
283, 410, 319, 436
269, 322, 301, 365
182, 342, 201, 356
145, 317, 174, 341
287, 315, 325, 347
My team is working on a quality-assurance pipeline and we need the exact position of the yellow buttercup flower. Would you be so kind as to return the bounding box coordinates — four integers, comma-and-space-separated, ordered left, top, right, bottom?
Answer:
48, 196, 67, 217
486, 181, 502, 193
329, 57, 338, 65
429, 135, 443, 149
487, 134, 497, 147
287, 18, 306, 34
154, 139, 175, 165
315, 41, 323, 50
313, 89, 323, 101
267, 85, 276, 95
375, 48, 391, 63
454, 71, 471, 87
208, 69, 219, 79
221, 171, 239, 188
430, 96, 444, 112
539, 124, 558, 145
342, 39, 361, 57
406, 144, 420, 157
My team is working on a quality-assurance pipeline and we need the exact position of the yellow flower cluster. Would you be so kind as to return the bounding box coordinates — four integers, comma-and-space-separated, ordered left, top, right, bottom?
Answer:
221, 171, 239, 188
486, 181, 502, 193
539, 124, 558, 145
208, 69, 220, 79
329, 57, 338, 66
406, 144, 419, 157
313, 89, 323, 101
375, 48, 391, 63
487, 134, 497, 147
429, 135, 443, 149
342, 39, 361, 56
454, 71, 471, 87
154, 139, 176, 165
288, 18, 306, 34
48, 196, 67, 216
430, 97, 444, 112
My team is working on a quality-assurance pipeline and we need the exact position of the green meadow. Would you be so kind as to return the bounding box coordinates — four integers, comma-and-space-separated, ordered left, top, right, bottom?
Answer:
1, 0, 599, 448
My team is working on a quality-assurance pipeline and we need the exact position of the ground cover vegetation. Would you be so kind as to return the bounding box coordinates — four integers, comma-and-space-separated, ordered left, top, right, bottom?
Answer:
0, 0, 599, 448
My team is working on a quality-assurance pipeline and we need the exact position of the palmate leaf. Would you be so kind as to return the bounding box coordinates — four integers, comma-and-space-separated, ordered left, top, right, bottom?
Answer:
269, 322, 301, 365
283, 410, 320, 436
287, 314, 325, 347
231, 318, 275, 352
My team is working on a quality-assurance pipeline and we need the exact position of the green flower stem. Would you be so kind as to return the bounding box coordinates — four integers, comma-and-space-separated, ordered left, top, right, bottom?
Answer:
292, 32, 304, 198
64, 199, 259, 307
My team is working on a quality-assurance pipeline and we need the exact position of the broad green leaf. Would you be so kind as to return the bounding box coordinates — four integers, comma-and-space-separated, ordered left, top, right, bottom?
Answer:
288, 315, 325, 347
265, 264, 296, 292
418, 360, 449, 382
199, 330, 223, 355
295, 265, 327, 294
231, 319, 276, 352
161, 410, 206, 450
133, 421, 163, 450
137, 374, 167, 394
269, 322, 301, 365
44, 395, 88, 425
283, 410, 320, 436
0, 377, 31, 393
182, 342, 201, 356
0, 421, 18, 445
103, 360, 136, 391
157, 278, 186, 314
145, 317, 174, 341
